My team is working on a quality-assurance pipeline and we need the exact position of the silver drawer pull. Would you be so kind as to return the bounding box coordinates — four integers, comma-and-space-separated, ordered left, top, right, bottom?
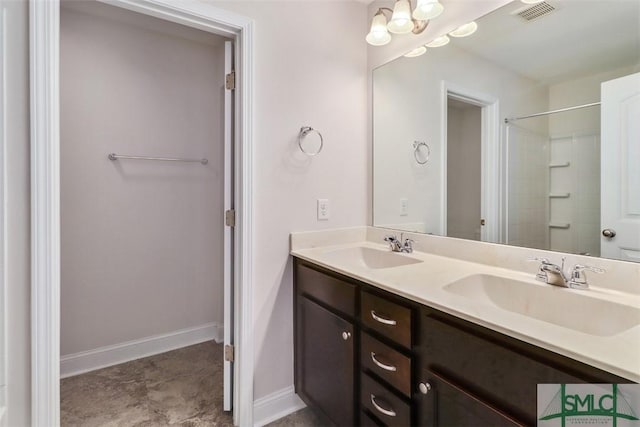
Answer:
371, 352, 397, 372
370, 394, 396, 417
371, 310, 397, 326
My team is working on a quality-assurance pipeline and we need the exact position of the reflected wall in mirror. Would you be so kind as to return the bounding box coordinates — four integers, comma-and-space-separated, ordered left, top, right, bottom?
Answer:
372, 0, 640, 262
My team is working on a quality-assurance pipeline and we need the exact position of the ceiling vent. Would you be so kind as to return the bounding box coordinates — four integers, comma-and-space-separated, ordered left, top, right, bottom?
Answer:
516, 2, 556, 22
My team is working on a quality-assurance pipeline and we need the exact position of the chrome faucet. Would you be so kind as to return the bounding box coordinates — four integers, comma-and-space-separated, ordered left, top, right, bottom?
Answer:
529, 257, 604, 290
384, 233, 414, 253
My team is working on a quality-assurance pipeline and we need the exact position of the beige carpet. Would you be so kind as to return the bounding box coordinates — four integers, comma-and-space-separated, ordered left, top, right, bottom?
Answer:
61, 341, 322, 426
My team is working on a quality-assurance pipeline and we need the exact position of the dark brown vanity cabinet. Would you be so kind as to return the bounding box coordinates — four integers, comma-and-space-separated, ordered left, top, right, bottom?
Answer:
293, 258, 632, 427
415, 308, 630, 426
295, 262, 357, 426
297, 297, 355, 426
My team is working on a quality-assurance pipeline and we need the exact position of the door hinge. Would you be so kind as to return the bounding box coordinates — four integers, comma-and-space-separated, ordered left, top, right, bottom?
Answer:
225, 71, 236, 90
225, 209, 236, 227
224, 344, 235, 362
480, 219, 486, 226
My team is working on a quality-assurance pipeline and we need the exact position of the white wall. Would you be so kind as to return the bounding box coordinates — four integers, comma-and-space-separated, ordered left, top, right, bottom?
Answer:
60, 5, 227, 355
207, 1, 369, 401
373, 43, 548, 234
447, 103, 481, 241
3, 0, 31, 424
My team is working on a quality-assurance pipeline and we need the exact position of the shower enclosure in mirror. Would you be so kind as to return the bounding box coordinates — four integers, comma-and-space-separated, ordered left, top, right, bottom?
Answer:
372, 0, 640, 263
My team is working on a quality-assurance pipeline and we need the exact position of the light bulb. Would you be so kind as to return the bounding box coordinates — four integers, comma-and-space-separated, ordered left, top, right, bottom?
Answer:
366, 11, 392, 46
413, 0, 444, 21
387, 0, 414, 34
425, 35, 449, 48
449, 21, 478, 38
404, 46, 427, 58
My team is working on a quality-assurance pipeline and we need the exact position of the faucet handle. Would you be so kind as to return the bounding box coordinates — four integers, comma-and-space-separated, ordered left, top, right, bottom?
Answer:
568, 264, 605, 289
572, 264, 605, 274
402, 238, 414, 253
527, 256, 551, 265
527, 257, 551, 283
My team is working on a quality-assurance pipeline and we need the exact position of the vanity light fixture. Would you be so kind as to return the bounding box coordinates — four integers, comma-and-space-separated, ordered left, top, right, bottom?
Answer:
413, 0, 444, 20
425, 34, 450, 47
366, 0, 445, 46
404, 46, 427, 57
449, 21, 478, 38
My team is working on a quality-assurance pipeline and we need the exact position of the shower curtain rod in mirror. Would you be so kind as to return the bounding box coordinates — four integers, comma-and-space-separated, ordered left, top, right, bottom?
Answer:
504, 101, 601, 123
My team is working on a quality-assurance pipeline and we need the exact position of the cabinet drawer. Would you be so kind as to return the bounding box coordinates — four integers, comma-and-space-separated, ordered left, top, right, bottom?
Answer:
361, 374, 411, 426
361, 333, 411, 397
361, 411, 382, 426
362, 291, 412, 348
296, 263, 356, 317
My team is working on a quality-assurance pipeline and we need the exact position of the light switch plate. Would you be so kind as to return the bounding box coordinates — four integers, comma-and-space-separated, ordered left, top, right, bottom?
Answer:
317, 199, 330, 220
400, 198, 409, 216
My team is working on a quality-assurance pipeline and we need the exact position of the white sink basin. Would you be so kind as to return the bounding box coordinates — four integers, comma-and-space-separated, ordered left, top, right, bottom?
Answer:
444, 274, 640, 336
321, 247, 422, 270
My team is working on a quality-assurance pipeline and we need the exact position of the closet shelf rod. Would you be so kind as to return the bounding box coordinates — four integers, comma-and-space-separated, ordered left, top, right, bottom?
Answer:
108, 153, 208, 165
504, 102, 601, 123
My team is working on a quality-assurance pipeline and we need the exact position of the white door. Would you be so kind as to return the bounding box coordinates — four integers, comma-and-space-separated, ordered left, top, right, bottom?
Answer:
601, 72, 640, 262
223, 40, 235, 411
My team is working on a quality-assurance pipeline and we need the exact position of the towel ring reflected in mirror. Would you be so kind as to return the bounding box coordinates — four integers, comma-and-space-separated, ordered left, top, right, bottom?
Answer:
413, 141, 430, 165
298, 126, 324, 156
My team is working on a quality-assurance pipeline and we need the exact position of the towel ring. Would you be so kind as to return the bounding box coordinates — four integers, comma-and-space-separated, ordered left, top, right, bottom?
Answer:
298, 126, 324, 156
413, 141, 430, 165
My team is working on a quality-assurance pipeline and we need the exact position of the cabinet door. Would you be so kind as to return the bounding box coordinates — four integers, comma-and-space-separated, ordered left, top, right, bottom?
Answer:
296, 297, 355, 426
417, 370, 524, 427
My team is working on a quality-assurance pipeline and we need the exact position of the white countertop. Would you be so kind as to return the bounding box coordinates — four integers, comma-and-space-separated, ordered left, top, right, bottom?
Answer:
290, 232, 640, 382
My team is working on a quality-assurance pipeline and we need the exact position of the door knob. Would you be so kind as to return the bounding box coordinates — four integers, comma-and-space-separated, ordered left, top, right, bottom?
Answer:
341, 331, 351, 340
602, 229, 616, 238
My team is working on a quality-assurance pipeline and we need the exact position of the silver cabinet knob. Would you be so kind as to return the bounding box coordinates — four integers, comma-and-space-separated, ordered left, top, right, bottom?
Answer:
418, 382, 431, 394
341, 331, 351, 341
602, 229, 616, 238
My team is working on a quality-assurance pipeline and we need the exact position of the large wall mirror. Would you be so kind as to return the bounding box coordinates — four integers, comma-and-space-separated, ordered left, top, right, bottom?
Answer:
372, 0, 640, 263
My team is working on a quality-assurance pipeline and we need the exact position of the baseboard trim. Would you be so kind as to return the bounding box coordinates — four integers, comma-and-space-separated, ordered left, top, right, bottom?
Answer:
60, 322, 223, 378
253, 385, 306, 427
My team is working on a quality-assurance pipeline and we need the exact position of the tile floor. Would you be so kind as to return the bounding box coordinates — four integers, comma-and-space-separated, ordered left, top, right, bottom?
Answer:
61, 341, 322, 426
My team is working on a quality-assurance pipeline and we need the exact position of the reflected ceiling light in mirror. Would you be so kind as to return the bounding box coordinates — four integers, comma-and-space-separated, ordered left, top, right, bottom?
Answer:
413, 0, 444, 20
366, 0, 444, 46
404, 46, 427, 57
425, 35, 450, 47
449, 21, 478, 37
366, 10, 392, 46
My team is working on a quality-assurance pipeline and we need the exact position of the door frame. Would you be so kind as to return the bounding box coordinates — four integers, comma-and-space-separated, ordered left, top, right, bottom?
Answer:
441, 81, 500, 243
0, 6, 6, 425
29, 1, 255, 425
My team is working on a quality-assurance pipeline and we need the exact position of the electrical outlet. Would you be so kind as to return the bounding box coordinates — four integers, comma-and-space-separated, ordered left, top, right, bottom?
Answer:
400, 198, 409, 216
317, 199, 330, 220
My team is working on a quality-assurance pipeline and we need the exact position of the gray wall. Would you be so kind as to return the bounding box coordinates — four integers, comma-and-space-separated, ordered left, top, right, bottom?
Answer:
447, 103, 481, 241
60, 5, 226, 355
4, 0, 31, 424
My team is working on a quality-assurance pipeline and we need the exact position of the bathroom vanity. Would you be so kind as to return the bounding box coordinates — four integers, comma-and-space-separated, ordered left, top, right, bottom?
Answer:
291, 229, 639, 427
